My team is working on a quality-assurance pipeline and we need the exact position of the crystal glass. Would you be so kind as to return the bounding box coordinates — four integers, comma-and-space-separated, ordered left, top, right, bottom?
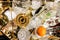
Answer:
18, 29, 30, 40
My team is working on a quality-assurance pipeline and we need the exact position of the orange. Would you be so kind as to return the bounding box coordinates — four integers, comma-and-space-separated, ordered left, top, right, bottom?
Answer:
37, 26, 46, 37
